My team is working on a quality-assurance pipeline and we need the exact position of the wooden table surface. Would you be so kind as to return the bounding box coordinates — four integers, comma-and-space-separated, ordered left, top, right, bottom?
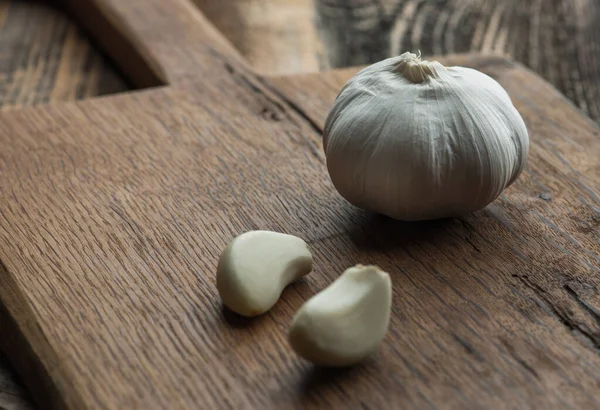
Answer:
0, 1, 599, 409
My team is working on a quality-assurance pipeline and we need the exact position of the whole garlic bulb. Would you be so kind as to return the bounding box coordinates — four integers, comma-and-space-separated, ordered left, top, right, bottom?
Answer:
323, 52, 529, 221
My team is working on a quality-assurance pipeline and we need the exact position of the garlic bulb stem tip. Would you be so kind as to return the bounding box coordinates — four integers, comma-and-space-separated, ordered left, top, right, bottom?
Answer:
394, 51, 444, 83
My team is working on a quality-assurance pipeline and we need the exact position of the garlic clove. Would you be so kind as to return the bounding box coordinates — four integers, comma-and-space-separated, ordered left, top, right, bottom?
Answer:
216, 230, 313, 317
288, 264, 392, 367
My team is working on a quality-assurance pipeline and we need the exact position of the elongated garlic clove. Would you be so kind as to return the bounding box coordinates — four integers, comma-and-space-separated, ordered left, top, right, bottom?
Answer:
288, 264, 392, 367
216, 230, 313, 317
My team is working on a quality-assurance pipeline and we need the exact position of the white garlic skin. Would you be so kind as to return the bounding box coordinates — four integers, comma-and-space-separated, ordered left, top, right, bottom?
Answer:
323, 52, 529, 221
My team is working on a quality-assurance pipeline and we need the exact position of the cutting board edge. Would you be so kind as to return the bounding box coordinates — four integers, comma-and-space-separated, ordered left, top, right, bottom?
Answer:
0, 263, 85, 410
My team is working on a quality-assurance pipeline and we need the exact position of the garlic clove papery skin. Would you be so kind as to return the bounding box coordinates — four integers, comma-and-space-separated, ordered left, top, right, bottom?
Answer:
323, 52, 529, 221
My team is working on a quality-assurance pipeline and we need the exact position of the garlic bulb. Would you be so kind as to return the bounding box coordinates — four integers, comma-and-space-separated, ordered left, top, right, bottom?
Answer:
323, 52, 529, 221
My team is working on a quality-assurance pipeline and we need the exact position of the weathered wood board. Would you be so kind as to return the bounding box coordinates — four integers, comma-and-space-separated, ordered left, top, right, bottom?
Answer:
194, 0, 600, 122
0, 0, 599, 409
0, 0, 129, 109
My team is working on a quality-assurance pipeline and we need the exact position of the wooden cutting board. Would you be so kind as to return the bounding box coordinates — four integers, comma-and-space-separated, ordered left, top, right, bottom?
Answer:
1, 0, 599, 408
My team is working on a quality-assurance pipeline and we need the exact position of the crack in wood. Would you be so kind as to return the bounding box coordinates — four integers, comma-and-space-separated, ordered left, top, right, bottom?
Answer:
209, 54, 326, 161
499, 338, 540, 380
513, 274, 600, 353
213, 50, 324, 134
451, 333, 485, 362
257, 77, 325, 137
564, 284, 600, 325
457, 219, 482, 253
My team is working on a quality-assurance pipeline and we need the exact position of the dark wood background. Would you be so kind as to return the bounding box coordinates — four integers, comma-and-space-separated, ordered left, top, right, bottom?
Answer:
1, 0, 598, 409
197, 0, 600, 121
313, 0, 600, 120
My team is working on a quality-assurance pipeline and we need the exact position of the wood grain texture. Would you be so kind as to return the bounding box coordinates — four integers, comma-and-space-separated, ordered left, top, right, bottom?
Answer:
315, 0, 600, 121
196, 0, 600, 121
193, 0, 326, 75
3, 50, 600, 410
0, 0, 598, 407
0, 0, 600, 409
0, 1, 131, 409
0, 0, 129, 109
61, 0, 246, 87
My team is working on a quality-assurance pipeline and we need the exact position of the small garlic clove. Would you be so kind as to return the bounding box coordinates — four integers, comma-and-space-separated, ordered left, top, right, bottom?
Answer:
288, 264, 392, 367
216, 230, 313, 317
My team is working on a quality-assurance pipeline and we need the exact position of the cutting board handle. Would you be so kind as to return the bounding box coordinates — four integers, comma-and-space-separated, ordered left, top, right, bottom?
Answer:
64, 0, 250, 88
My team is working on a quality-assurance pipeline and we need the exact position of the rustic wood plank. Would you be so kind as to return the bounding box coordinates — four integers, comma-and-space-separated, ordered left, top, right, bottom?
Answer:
0, 0, 599, 409
1, 8, 600, 407
317, 0, 600, 121
192, 0, 326, 75
0, 0, 129, 108
62, 0, 246, 86
0, 1, 131, 409
196, 0, 600, 121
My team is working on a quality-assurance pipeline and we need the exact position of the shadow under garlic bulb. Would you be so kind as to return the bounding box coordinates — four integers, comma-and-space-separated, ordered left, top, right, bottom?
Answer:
323, 52, 530, 221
